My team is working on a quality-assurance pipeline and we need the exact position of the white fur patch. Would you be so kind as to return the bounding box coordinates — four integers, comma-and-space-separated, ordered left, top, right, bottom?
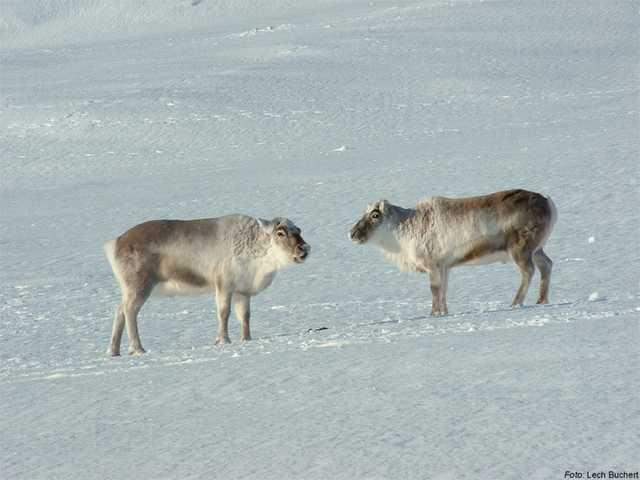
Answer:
153, 281, 211, 297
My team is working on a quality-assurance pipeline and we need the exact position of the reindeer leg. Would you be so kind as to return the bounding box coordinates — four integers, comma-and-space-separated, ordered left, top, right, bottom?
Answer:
428, 269, 447, 316
215, 289, 232, 345
123, 289, 150, 355
107, 303, 125, 356
533, 249, 553, 304
511, 249, 535, 307
234, 294, 251, 342
113, 258, 154, 356
439, 267, 449, 316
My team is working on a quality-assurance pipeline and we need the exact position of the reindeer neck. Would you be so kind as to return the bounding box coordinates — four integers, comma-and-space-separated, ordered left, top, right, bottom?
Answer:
373, 206, 415, 254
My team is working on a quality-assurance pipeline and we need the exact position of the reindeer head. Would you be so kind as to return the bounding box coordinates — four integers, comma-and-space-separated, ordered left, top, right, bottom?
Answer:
349, 200, 392, 244
259, 217, 311, 265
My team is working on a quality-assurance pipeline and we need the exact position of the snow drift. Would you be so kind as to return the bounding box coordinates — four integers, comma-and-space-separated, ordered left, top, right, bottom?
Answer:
1, 0, 638, 478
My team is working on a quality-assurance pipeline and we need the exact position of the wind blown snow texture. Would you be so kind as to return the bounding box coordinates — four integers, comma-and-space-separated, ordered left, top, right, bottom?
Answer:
1, 1, 639, 479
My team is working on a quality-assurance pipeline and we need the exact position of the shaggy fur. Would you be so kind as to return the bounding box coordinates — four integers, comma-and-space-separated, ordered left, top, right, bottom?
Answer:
350, 189, 557, 315
105, 214, 310, 355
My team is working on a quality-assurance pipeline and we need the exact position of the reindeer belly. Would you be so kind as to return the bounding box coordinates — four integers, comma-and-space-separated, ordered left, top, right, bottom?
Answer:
153, 263, 213, 296
462, 250, 510, 266
153, 281, 212, 296
452, 238, 511, 267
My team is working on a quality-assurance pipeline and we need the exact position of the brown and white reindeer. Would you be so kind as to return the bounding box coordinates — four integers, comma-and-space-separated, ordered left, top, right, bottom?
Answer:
104, 214, 310, 355
349, 189, 557, 315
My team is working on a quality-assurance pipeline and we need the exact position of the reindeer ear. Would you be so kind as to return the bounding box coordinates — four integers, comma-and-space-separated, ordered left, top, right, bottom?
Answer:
257, 218, 274, 234
273, 217, 287, 227
378, 199, 390, 213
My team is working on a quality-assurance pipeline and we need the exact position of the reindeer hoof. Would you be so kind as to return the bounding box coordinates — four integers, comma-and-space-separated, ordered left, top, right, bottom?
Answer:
215, 336, 231, 345
129, 347, 146, 356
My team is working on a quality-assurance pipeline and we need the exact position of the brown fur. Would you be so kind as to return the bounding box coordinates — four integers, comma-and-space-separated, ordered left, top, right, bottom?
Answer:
443, 190, 553, 268
105, 215, 310, 355
351, 189, 557, 315
453, 240, 504, 267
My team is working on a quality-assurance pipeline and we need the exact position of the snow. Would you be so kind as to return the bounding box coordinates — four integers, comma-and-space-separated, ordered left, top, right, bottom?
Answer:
1, 0, 639, 478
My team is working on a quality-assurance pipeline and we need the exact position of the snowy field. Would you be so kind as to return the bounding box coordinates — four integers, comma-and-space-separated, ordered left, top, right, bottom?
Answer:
1, 1, 639, 478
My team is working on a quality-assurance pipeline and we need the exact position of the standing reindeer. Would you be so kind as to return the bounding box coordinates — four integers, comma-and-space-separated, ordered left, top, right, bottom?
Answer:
349, 189, 557, 315
104, 215, 310, 355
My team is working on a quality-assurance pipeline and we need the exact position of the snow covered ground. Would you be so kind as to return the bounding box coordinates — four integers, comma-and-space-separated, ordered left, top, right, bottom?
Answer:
1, 1, 638, 478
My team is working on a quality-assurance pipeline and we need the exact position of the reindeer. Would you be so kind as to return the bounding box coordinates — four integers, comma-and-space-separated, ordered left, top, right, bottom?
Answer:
349, 189, 557, 315
104, 215, 310, 355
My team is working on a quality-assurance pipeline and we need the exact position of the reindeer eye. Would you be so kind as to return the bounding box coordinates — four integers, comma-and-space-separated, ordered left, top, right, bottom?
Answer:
276, 229, 286, 237
370, 211, 381, 220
